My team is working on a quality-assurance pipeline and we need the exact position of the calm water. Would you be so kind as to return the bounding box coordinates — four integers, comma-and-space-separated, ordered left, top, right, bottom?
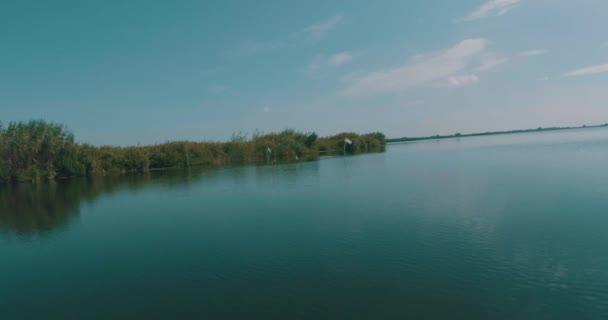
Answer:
2, 128, 608, 319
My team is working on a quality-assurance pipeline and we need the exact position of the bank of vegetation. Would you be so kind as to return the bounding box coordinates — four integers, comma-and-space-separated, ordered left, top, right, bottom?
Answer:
0, 120, 385, 183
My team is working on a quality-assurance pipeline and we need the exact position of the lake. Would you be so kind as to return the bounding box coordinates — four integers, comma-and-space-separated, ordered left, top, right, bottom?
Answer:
2, 128, 608, 319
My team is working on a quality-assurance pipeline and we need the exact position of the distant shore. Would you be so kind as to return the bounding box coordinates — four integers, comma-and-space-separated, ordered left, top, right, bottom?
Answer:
387, 123, 608, 144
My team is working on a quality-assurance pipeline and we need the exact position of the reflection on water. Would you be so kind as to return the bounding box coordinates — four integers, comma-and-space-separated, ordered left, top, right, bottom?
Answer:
0, 181, 80, 236
0, 175, 149, 236
0, 162, 320, 237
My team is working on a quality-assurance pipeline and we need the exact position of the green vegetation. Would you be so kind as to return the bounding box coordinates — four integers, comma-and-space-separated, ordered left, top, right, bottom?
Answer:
317, 132, 387, 155
0, 120, 385, 183
387, 123, 608, 144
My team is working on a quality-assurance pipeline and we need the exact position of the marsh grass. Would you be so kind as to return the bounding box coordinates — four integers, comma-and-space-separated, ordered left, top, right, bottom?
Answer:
0, 120, 385, 183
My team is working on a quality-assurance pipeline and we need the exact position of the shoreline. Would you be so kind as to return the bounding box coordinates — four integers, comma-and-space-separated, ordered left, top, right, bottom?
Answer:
387, 123, 608, 144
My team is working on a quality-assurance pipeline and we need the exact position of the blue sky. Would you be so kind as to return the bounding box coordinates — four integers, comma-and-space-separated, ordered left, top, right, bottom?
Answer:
1, 0, 607, 145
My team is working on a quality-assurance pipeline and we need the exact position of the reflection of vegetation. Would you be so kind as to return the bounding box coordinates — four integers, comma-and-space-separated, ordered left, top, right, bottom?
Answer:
0, 175, 152, 235
0, 121, 386, 183
0, 162, 321, 236
387, 123, 608, 143
0, 182, 80, 235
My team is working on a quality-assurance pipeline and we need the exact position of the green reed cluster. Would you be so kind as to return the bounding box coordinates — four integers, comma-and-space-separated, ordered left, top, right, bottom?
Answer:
0, 120, 385, 183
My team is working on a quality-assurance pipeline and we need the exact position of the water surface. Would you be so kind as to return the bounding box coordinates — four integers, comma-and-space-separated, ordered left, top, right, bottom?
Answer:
2, 128, 608, 319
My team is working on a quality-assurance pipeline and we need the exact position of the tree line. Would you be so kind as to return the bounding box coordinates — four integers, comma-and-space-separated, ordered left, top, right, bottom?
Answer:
0, 120, 385, 183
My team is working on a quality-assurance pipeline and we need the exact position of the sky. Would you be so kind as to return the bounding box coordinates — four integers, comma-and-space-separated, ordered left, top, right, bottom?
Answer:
1, 0, 608, 145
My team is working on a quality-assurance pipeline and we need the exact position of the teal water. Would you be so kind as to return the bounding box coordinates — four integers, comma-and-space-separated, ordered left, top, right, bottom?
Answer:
2, 128, 608, 319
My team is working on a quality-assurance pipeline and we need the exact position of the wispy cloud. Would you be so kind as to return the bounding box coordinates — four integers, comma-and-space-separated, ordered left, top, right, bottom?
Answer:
565, 63, 608, 77
304, 52, 353, 75
460, 0, 522, 22
519, 49, 546, 57
435, 75, 480, 88
231, 15, 344, 56
474, 55, 509, 72
340, 38, 490, 96
328, 52, 353, 66
302, 15, 345, 43
263, 106, 272, 113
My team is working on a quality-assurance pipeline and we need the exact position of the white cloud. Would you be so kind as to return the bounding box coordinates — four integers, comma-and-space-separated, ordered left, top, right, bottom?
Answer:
231, 15, 344, 56
304, 56, 323, 75
519, 49, 546, 57
461, 0, 521, 22
263, 106, 271, 113
474, 56, 509, 72
436, 74, 480, 88
303, 15, 345, 43
304, 52, 353, 76
565, 63, 608, 76
340, 38, 489, 96
329, 52, 353, 66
